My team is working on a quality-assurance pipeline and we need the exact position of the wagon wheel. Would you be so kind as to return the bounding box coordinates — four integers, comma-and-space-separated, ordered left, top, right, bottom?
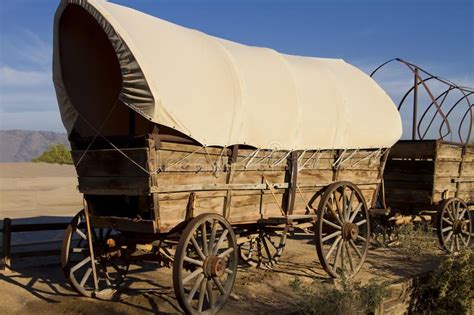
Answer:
239, 225, 289, 268
62, 210, 131, 299
173, 213, 238, 314
315, 182, 370, 278
437, 198, 471, 253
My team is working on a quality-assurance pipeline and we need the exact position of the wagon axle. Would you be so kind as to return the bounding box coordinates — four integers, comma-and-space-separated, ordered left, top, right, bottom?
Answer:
342, 222, 359, 241
203, 255, 227, 278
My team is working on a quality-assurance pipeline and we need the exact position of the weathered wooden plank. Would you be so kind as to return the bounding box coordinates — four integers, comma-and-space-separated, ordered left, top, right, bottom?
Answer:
460, 162, 474, 177
72, 148, 151, 177
437, 143, 463, 161
158, 142, 230, 155
152, 182, 288, 193
435, 161, 460, 177
388, 141, 436, 159
338, 170, 380, 184
78, 176, 151, 195
297, 169, 333, 186
156, 171, 226, 187
90, 216, 156, 233
385, 159, 435, 174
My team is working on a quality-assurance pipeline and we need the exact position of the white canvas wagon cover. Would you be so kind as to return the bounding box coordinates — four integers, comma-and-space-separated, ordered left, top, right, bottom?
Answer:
53, 0, 402, 150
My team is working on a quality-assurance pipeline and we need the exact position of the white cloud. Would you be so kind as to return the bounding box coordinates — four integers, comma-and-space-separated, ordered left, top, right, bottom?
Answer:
0, 66, 51, 87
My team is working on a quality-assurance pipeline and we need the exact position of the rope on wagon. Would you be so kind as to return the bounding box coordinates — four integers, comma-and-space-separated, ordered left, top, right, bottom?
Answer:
164, 146, 203, 170
75, 99, 120, 168
332, 149, 348, 168
336, 148, 360, 168
270, 150, 292, 168
350, 148, 382, 168
296, 185, 313, 213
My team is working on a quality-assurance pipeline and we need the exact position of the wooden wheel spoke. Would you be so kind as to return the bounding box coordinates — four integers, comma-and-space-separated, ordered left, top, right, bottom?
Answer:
442, 217, 453, 225
212, 229, 229, 255
335, 193, 345, 223
209, 220, 218, 251
261, 236, 274, 263
186, 274, 204, 303
322, 218, 342, 230
458, 208, 467, 220
444, 231, 453, 243
349, 204, 362, 223
332, 239, 343, 270
201, 222, 209, 256
183, 267, 204, 285
342, 187, 349, 221
197, 278, 207, 313
345, 242, 355, 272
356, 235, 367, 242
184, 256, 203, 267
355, 218, 367, 226
349, 240, 363, 258
213, 277, 226, 295
71, 256, 92, 273
79, 268, 92, 287
322, 230, 341, 243
191, 236, 206, 260
72, 247, 88, 254
325, 236, 342, 260
206, 278, 215, 310
218, 247, 234, 258
446, 206, 455, 221
76, 229, 87, 240
442, 226, 452, 233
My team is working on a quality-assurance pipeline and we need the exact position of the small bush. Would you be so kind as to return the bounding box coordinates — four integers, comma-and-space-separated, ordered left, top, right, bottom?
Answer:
32, 144, 73, 165
290, 276, 388, 315
410, 249, 474, 314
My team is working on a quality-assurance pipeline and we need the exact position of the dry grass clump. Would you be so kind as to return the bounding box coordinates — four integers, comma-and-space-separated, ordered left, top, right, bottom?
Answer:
290, 276, 388, 315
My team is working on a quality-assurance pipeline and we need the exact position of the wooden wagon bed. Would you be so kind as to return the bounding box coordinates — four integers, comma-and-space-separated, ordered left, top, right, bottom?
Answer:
385, 140, 474, 213
72, 138, 388, 234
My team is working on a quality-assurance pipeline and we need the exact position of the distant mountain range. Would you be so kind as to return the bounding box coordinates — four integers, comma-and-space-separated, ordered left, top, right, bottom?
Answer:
0, 130, 69, 162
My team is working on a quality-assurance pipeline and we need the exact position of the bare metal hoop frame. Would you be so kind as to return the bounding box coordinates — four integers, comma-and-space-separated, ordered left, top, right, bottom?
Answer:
371, 58, 473, 145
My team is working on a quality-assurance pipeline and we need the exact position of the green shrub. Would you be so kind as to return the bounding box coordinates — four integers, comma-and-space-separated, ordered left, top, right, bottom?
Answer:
32, 144, 73, 165
290, 276, 388, 315
410, 249, 474, 314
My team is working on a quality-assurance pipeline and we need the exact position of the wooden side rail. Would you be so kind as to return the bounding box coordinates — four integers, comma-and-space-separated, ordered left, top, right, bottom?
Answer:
1, 218, 69, 271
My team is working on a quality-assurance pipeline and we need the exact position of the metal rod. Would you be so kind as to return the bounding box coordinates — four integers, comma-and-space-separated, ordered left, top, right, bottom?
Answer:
413, 67, 419, 140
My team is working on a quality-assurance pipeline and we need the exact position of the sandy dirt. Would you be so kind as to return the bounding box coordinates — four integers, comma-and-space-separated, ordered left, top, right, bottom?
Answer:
0, 162, 448, 314
0, 163, 82, 219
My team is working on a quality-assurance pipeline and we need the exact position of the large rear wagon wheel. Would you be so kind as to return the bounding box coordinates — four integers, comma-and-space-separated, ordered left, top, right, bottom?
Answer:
437, 198, 471, 253
315, 182, 370, 278
61, 210, 131, 300
173, 214, 238, 314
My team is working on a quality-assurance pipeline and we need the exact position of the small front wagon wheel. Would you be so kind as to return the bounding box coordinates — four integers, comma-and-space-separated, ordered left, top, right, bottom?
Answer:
173, 214, 238, 314
61, 210, 131, 299
315, 182, 370, 278
437, 198, 471, 253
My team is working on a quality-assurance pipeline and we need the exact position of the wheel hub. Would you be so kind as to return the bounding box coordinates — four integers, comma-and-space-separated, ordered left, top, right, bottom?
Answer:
453, 220, 467, 234
342, 222, 359, 240
203, 255, 227, 278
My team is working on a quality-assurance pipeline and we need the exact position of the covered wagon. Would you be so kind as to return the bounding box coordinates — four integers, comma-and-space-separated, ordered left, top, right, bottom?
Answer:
54, 0, 402, 313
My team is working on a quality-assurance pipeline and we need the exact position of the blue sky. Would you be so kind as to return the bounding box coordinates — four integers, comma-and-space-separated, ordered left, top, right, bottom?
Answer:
0, 0, 473, 134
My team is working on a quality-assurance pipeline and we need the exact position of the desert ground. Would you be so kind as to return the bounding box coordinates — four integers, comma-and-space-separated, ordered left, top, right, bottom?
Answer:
0, 163, 454, 314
